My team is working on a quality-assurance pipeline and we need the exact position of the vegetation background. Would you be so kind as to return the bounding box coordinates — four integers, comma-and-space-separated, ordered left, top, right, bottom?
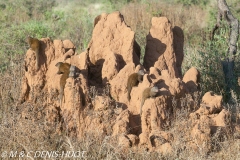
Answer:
0, 0, 239, 159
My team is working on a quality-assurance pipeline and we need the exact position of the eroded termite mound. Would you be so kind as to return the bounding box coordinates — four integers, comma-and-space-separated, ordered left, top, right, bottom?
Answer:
19, 11, 238, 154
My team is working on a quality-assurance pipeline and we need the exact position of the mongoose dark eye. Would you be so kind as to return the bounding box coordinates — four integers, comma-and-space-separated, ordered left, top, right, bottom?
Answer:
57, 71, 63, 74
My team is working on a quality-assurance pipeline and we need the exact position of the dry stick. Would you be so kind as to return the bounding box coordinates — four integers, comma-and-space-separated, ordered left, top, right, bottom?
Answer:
211, 0, 239, 101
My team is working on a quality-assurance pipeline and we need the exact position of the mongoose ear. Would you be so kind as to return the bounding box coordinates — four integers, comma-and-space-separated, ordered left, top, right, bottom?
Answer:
138, 69, 145, 75
55, 62, 62, 67
151, 86, 159, 94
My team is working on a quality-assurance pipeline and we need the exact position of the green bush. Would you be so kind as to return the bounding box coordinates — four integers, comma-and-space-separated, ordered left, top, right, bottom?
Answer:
182, 22, 240, 98
0, 21, 55, 71
183, 43, 226, 95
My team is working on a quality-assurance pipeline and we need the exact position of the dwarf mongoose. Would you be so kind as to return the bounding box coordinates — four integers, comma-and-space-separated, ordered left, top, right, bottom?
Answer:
27, 36, 40, 71
56, 62, 71, 74
140, 86, 158, 115
94, 15, 101, 27
127, 70, 145, 101
55, 62, 71, 107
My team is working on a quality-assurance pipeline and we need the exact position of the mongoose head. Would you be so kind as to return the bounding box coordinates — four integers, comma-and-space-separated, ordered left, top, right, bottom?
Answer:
137, 70, 145, 82
150, 86, 158, 97
26, 35, 34, 46
55, 62, 63, 74
26, 36, 40, 51
138, 70, 144, 76
69, 65, 76, 78
55, 62, 70, 74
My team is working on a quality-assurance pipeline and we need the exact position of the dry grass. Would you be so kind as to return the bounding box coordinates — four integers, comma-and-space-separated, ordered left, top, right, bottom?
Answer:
0, 58, 239, 159
121, 1, 208, 33
120, 0, 210, 61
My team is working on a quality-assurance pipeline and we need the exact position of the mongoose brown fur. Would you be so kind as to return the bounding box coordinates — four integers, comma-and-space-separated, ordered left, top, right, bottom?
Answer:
94, 15, 101, 27
127, 70, 144, 101
140, 86, 158, 115
27, 36, 40, 71
55, 62, 71, 107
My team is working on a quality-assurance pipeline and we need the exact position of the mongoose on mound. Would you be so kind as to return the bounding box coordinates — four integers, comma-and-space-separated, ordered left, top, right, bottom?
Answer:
94, 15, 101, 27
140, 86, 158, 115
55, 62, 71, 107
127, 70, 144, 101
27, 36, 40, 71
